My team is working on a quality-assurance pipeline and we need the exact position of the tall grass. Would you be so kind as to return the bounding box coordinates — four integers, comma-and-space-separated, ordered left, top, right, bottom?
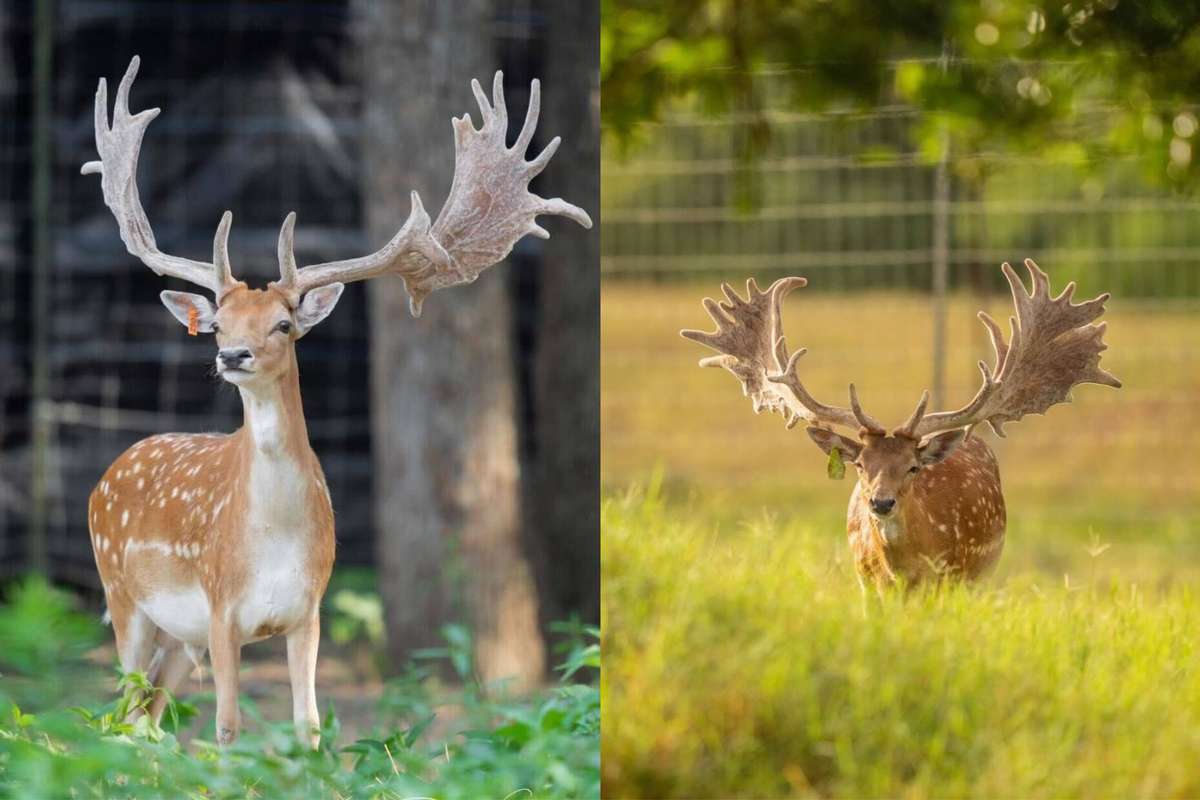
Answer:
601, 486, 1200, 798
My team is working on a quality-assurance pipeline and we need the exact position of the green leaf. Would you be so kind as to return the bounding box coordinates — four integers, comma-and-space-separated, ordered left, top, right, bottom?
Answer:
828, 446, 846, 480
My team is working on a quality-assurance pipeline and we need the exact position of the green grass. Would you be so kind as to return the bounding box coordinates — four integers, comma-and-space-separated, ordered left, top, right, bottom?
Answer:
601, 485, 1200, 798
601, 283, 1200, 796
0, 578, 599, 799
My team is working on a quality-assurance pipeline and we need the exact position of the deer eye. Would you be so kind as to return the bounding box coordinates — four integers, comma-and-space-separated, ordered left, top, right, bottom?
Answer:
908, 466, 920, 474
274, 320, 292, 335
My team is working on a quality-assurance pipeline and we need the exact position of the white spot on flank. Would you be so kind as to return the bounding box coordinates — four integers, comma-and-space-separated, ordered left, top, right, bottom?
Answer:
121, 509, 130, 528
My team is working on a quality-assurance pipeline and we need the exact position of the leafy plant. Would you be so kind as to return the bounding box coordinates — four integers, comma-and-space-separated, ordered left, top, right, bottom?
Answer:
0, 578, 599, 799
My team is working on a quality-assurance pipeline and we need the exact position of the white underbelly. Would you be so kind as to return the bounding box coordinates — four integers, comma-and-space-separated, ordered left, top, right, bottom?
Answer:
140, 585, 211, 647
235, 534, 313, 639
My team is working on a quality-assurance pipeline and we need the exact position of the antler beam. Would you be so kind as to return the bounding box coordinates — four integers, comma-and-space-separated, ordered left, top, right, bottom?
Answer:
82, 56, 239, 297
273, 71, 592, 316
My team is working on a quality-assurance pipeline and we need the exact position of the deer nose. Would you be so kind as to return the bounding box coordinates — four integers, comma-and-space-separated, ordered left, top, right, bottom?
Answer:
218, 348, 253, 369
870, 497, 896, 516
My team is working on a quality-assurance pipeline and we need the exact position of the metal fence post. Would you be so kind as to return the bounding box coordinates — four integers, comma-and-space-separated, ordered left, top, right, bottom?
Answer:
930, 44, 951, 408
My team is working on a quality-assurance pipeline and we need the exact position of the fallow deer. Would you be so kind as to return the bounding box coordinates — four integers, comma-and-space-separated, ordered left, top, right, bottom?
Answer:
681, 261, 1120, 589
83, 57, 590, 746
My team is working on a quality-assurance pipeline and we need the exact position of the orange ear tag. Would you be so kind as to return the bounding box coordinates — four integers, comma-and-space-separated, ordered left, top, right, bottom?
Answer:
187, 306, 199, 336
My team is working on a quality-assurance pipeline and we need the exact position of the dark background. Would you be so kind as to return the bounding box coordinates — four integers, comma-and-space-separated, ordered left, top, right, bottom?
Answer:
0, 0, 599, 681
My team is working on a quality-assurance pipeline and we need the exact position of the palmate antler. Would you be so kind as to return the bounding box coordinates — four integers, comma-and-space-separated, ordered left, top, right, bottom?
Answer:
274, 71, 592, 316
82, 56, 240, 298
84, 58, 591, 315
903, 259, 1121, 439
680, 278, 861, 430
683, 261, 1121, 441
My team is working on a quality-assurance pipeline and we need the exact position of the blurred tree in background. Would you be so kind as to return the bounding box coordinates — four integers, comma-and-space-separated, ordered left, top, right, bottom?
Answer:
364, 0, 598, 687
602, 0, 1200, 188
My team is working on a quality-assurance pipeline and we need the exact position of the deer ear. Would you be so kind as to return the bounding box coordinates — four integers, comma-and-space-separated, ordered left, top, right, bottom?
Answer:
919, 429, 967, 465
295, 283, 345, 334
160, 291, 218, 332
806, 427, 862, 460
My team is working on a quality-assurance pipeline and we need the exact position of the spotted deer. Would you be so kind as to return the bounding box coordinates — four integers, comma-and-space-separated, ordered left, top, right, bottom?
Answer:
682, 260, 1120, 589
83, 57, 590, 746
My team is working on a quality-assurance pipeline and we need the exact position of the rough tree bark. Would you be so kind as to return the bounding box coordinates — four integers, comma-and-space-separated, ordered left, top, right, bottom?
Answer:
528, 1, 601, 626
360, 0, 545, 688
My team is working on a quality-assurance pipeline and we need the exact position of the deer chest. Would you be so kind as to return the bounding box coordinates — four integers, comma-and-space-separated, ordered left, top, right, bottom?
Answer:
232, 454, 333, 640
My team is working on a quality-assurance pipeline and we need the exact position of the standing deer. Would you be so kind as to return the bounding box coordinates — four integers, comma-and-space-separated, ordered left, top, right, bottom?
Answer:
681, 261, 1119, 589
83, 57, 590, 746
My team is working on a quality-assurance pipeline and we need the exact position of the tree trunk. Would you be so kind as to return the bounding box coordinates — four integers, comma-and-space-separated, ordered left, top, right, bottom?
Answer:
361, 0, 545, 688
528, 1, 601, 626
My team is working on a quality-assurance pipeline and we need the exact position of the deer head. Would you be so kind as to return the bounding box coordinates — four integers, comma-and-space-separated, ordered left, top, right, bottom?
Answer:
681, 263, 1121, 521
82, 56, 592, 390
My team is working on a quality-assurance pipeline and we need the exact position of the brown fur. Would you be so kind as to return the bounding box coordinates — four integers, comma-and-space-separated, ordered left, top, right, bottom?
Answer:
846, 435, 1006, 588
87, 286, 335, 745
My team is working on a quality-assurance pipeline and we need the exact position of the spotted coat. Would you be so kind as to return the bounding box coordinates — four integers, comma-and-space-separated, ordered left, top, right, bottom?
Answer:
846, 435, 1006, 588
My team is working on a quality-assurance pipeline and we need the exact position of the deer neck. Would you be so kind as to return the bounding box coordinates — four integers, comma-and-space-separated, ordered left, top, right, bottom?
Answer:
232, 351, 325, 549
236, 353, 310, 462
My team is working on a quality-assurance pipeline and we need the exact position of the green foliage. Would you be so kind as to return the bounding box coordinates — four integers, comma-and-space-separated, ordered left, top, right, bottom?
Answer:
826, 446, 845, 481
603, 0, 1200, 187
602, 485, 1200, 798
0, 577, 105, 709
0, 578, 599, 799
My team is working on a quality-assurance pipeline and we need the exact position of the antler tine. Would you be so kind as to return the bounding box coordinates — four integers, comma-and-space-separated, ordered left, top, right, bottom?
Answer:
274, 212, 298, 294
847, 384, 887, 435
894, 390, 929, 438
83, 56, 239, 298
214, 211, 235, 296
911, 259, 1120, 439
284, 71, 589, 316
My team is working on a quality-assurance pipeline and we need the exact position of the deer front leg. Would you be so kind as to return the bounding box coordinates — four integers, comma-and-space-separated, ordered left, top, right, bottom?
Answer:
209, 615, 242, 746
286, 608, 321, 749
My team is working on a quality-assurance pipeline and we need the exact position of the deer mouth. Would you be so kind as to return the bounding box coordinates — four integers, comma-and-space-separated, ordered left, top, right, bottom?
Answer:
218, 366, 256, 381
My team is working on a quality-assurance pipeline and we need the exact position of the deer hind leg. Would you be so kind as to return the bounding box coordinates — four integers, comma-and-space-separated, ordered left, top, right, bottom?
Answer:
147, 645, 194, 723
286, 608, 321, 749
209, 615, 242, 746
109, 600, 161, 721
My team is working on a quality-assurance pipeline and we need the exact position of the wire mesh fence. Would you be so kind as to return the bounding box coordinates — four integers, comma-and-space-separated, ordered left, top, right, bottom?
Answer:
601, 68, 1200, 529
1, 0, 550, 588
603, 72, 1200, 299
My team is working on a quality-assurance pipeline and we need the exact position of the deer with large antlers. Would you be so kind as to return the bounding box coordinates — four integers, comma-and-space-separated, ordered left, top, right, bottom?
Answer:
82, 57, 590, 746
682, 261, 1119, 589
